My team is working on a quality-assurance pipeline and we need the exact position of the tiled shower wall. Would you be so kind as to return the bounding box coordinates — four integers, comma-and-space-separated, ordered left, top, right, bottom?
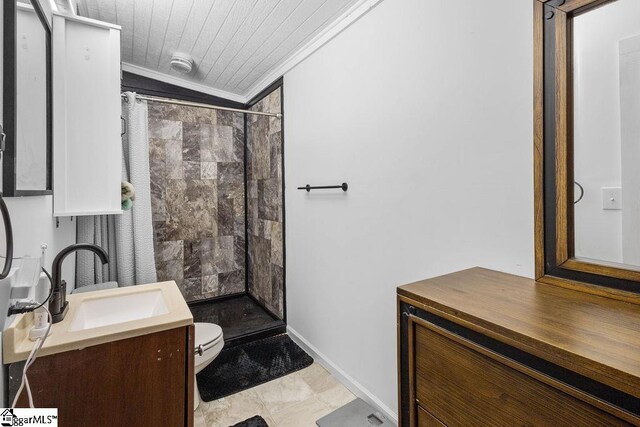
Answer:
148, 101, 246, 302
247, 88, 285, 318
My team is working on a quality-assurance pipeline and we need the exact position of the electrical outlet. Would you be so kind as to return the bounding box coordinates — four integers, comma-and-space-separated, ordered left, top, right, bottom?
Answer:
602, 187, 622, 210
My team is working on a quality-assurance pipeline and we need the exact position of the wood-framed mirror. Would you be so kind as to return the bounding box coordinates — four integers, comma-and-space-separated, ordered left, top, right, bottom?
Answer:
535, 0, 640, 297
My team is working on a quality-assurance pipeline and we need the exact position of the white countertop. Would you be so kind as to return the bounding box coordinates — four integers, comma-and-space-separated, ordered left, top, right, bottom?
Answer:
3, 281, 193, 364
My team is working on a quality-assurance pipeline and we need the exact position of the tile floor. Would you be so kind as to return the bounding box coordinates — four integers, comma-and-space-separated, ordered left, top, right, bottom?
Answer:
195, 363, 356, 427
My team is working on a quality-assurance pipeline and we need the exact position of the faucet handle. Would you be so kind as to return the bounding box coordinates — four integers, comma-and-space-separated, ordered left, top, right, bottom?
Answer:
49, 279, 68, 323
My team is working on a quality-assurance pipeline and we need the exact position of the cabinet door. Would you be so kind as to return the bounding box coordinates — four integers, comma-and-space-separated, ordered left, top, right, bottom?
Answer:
52, 14, 121, 216
10, 327, 190, 426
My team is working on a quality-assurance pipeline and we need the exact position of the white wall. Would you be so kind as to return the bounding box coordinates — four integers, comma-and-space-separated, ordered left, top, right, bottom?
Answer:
572, 0, 640, 265
283, 0, 534, 420
0, 196, 76, 290
0, 196, 74, 407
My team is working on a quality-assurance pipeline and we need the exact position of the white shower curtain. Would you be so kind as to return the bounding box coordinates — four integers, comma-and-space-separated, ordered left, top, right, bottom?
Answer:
76, 92, 157, 288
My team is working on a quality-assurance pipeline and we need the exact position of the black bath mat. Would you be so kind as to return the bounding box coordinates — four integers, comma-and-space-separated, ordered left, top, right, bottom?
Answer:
229, 416, 269, 427
197, 333, 313, 401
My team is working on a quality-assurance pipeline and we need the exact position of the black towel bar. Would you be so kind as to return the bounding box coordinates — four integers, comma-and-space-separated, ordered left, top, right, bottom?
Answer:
297, 183, 348, 192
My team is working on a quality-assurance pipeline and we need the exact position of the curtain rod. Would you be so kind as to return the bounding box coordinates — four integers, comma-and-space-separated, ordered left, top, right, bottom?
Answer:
120, 93, 282, 119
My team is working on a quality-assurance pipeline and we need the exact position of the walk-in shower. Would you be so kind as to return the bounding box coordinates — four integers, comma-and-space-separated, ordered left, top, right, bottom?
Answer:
141, 79, 285, 346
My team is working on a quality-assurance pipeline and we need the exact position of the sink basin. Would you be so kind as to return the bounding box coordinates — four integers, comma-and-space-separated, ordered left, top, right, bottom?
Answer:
3, 281, 192, 364
68, 289, 169, 331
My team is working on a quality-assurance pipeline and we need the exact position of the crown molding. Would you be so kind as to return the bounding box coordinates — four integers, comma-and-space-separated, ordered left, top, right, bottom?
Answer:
121, 62, 248, 103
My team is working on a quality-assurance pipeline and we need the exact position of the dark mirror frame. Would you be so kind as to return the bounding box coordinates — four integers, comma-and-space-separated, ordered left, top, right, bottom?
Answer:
534, 0, 640, 299
2, 0, 52, 197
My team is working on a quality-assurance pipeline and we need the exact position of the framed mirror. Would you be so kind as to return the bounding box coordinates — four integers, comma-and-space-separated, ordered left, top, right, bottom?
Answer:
535, 0, 640, 296
1, 0, 52, 196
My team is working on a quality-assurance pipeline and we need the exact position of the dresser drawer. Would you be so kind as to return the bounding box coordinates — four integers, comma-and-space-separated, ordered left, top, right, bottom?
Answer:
417, 406, 445, 427
414, 322, 629, 426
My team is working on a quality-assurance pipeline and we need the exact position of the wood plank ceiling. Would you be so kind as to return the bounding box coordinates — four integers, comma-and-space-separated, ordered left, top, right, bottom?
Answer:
75, 0, 361, 99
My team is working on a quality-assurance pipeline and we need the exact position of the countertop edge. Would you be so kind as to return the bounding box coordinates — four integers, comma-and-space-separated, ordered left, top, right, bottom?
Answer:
3, 281, 194, 364
3, 317, 193, 364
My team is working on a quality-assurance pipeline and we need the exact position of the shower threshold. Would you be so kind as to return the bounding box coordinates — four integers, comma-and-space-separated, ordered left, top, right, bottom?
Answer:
189, 294, 286, 347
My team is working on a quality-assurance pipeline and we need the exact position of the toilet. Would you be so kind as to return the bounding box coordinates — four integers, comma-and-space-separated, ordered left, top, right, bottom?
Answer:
194, 322, 224, 410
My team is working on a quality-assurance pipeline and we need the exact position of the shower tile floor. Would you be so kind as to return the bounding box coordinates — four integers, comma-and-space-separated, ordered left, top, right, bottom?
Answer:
190, 295, 285, 346
194, 363, 356, 427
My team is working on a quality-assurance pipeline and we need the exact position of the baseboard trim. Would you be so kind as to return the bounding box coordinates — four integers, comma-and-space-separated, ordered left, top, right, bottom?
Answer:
287, 326, 398, 425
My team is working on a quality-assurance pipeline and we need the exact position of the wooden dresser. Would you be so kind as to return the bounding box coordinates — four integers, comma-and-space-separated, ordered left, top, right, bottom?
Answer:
397, 267, 640, 426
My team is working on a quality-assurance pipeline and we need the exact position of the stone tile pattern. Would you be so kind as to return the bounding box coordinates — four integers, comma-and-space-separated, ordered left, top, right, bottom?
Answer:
194, 363, 356, 427
247, 88, 284, 318
148, 101, 246, 302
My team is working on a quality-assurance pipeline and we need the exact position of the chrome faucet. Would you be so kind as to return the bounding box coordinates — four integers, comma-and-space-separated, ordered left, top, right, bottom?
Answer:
49, 243, 109, 323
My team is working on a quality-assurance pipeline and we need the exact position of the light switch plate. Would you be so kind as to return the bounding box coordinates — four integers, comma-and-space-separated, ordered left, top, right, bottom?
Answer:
602, 187, 622, 210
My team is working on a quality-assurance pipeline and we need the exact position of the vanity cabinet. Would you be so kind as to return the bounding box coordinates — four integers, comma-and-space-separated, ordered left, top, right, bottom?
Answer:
8, 325, 195, 427
398, 268, 640, 426
52, 13, 121, 216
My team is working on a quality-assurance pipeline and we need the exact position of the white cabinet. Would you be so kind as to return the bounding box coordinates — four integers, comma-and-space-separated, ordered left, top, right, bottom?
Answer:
52, 13, 121, 216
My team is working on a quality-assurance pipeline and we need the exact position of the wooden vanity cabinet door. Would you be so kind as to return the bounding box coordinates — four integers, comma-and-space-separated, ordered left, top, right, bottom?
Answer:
414, 322, 629, 427
11, 326, 193, 427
